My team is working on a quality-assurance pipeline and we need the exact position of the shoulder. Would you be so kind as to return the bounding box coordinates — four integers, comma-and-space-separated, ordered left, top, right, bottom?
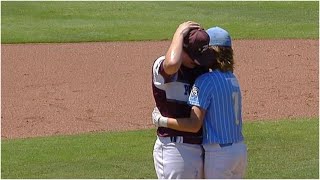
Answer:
195, 71, 213, 85
152, 56, 165, 73
194, 70, 226, 89
153, 56, 178, 83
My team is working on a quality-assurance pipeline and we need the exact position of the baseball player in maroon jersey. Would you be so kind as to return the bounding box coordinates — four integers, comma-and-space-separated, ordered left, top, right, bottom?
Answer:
153, 26, 248, 179
151, 21, 211, 179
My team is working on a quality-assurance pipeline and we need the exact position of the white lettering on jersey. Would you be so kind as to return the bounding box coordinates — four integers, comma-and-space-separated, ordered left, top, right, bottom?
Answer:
165, 82, 191, 102
153, 56, 191, 102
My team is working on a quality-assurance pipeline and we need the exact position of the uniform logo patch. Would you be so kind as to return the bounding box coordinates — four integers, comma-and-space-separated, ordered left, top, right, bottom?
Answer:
189, 85, 200, 105
190, 86, 199, 97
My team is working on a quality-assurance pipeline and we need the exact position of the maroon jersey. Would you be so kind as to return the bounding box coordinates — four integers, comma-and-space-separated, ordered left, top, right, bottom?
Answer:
152, 56, 209, 139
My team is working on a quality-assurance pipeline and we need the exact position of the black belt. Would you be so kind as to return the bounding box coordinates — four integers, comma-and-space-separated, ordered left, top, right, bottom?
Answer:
219, 143, 233, 147
168, 136, 232, 146
169, 136, 202, 145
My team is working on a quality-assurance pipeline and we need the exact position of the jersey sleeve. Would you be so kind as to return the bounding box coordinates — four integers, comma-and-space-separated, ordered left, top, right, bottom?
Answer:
188, 75, 212, 110
153, 56, 178, 90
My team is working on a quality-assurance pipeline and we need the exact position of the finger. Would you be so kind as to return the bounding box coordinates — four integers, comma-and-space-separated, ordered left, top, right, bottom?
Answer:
186, 21, 200, 26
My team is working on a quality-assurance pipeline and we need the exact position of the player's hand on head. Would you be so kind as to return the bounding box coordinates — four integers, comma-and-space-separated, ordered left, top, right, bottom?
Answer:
177, 21, 200, 38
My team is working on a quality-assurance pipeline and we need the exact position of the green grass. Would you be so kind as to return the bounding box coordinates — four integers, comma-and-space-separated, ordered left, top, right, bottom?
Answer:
1, 2, 318, 179
1, 117, 318, 179
244, 118, 319, 178
1, 130, 156, 179
1, 1, 319, 43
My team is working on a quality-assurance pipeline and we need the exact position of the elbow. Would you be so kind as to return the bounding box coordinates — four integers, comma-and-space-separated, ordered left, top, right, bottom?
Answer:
188, 106, 204, 133
163, 60, 180, 75
189, 116, 203, 133
164, 52, 181, 75
190, 123, 202, 133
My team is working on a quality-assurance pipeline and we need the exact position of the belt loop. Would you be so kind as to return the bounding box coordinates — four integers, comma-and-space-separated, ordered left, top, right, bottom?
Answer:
180, 136, 183, 143
170, 136, 177, 143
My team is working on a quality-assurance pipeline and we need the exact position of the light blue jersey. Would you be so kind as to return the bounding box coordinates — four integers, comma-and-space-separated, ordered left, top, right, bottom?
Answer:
188, 70, 244, 144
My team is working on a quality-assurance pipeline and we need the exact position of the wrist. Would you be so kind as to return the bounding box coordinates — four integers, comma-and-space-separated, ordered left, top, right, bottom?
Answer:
158, 117, 168, 127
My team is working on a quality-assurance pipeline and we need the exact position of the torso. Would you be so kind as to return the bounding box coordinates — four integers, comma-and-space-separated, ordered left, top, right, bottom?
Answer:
189, 70, 244, 144
152, 56, 209, 138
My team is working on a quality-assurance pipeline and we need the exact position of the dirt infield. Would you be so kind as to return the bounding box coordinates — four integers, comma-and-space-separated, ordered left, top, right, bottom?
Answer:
1, 40, 319, 139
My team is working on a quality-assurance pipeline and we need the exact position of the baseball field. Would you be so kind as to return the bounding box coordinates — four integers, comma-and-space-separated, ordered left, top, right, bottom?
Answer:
1, 1, 319, 179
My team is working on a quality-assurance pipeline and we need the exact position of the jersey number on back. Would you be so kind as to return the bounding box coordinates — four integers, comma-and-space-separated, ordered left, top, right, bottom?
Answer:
232, 92, 240, 125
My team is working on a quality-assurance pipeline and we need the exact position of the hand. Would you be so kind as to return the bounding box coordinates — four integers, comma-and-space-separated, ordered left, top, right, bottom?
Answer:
176, 21, 200, 38
152, 107, 168, 127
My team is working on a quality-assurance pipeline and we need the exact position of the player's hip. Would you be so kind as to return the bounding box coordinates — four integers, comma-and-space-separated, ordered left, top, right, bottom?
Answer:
202, 141, 247, 179
154, 136, 204, 160
153, 136, 204, 179
202, 140, 247, 152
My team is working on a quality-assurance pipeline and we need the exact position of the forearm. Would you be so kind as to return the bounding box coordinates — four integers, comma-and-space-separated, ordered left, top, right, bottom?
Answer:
164, 33, 184, 74
167, 117, 201, 133
163, 21, 200, 75
152, 101, 205, 133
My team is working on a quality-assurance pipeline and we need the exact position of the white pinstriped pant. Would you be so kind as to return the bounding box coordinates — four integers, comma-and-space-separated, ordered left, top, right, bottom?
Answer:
203, 141, 248, 179
153, 136, 204, 179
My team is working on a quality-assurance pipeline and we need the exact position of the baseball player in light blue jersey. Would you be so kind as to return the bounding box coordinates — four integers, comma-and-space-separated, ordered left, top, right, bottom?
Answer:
152, 26, 247, 179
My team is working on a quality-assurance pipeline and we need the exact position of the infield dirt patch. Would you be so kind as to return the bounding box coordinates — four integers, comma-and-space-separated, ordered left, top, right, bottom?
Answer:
1, 40, 319, 139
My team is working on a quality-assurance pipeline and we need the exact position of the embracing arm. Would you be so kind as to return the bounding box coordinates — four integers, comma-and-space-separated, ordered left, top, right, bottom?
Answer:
168, 106, 205, 133
152, 106, 205, 133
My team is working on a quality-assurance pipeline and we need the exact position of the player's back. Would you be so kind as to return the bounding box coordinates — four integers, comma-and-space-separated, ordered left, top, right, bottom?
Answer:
195, 70, 244, 144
